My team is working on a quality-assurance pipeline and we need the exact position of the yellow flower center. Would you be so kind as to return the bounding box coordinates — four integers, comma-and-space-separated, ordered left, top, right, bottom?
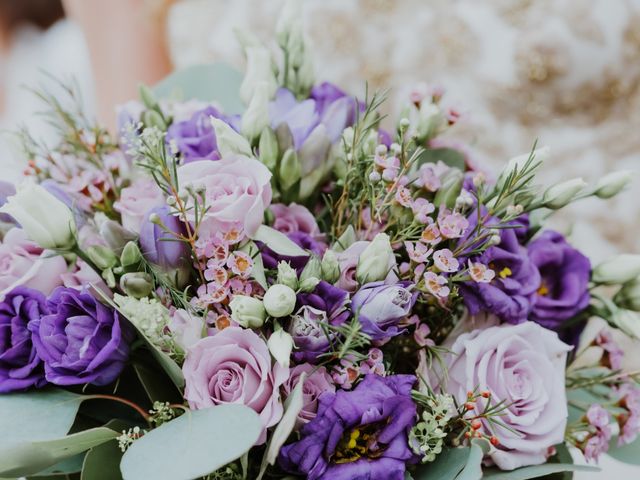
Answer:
498, 267, 512, 279
537, 283, 549, 296
333, 423, 386, 464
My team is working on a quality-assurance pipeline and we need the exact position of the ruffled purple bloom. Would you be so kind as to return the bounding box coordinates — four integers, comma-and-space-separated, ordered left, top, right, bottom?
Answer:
278, 374, 417, 480
289, 281, 350, 363
527, 230, 591, 328
139, 206, 190, 269
461, 227, 540, 324
351, 281, 417, 340
260, 232, 325, 272
166, 106, 235, 162
29, 287, 134, 386
0, 287, 48, 392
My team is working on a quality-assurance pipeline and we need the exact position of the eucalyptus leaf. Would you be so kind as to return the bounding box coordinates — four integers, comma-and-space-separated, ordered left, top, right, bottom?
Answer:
81, 440, 123, 480
457, 439, 490, 480
252, 225, 309, 257
0, 428, 118, 478
607, 434, 640, 465
482, 463, 599, 479
153, 63, 244, 114
412, 446, 470, 480
31, 454, 85, 477
120, 405, 261, 480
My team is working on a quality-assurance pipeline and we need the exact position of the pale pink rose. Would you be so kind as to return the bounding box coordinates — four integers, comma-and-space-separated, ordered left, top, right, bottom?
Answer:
281, 363, 335, 429
177, 156, 272, 238
183, 327, 288, 444
0, 228, 67, 300
168, 308, 206, 351
431, 322, 571, 470
61, 260, 111, 298
113, 178, 164, 233
271, 203, 322, 240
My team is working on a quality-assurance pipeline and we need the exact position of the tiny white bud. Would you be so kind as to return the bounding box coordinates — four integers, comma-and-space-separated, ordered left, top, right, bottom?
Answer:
369, 171, 382, 183
390, 143, 402, 155
542, 177, 588, 210
399, 118, 411, 130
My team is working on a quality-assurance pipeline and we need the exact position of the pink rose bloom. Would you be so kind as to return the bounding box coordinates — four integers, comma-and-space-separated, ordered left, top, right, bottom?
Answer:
113, 178, 164, 233
271, 203, 322, 240
0, 228, 66, 300
177, 156, 272, 238
168, 308, 206, 351
282, 363, 335, 429
183, 327, 288, 444
432, 322, 571, 470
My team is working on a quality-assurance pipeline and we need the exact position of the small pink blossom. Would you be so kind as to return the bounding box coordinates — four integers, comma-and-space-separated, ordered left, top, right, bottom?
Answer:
438, 211, 469, 239
414, 323, 435, 347
595, 329, 624, 370
395, 187, 413, 208
411, 198, 435, 223
204, 262, 228, 284
421, 223, 442, 245
433, 249, 459, 273
405, 241, 432, 264
196, 282, 228, 305
374, 154, 400, 172
424, 271, 450, 298
468, 261, 496, 283
586, 404, 611, 430
227, 251, 253, 278
583, 404, 612, 462
382, 168, 398, 182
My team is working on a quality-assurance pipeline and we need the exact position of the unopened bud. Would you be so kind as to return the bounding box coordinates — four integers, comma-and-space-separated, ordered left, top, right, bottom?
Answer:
277, 261, 298, 290
593, 254, 640, 285
321, 250, 340, 283
259, 127, 279, 171
119, 272, 153, 299
86, 245, 118, 271
594, 170, 633, 199
278, 148, 302, 191
542, 177, 587, 210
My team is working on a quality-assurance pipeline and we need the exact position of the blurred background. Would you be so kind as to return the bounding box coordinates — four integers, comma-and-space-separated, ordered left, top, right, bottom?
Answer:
0, 1, 638, 473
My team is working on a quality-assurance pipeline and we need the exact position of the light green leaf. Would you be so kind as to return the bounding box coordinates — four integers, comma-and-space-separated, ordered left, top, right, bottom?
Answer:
257, 373, 306, 480
31, 454, 85, 477
0, 428, 118, 478
608, 435, 640, 465
332, 225, 356, 252
153, 63, 244, 114
482, 463, 599, 479
252, 225, 309, 258
457, 439, 490, 480
412, 447, 471, 480
0, 389, 84, 448
240, 241, 268, 289
81, 440, 123, 480
120, 405, 261, 480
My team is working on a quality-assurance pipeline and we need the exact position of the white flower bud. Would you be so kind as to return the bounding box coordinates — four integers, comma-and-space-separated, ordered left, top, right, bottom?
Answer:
211, 117, 252, 158
241, 82, 271, 143
357, 233, 395, 284
229, 295, 267, 328
594, 170, 633, 199
0, 183, 77, 250
263, 284, 297, 318
542, 177, 587, 210
277, 261, 299, 290
497, 146, 549, 191
267, 328, 294, 368
593, 254, 640, 285
276, 0, 303, 46
611, 309, 640, 340
615, 277, 640, 312
240, 47, 277, 105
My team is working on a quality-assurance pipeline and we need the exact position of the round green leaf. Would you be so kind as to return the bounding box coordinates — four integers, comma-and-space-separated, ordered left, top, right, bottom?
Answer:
120, 405, 261, 480
81, 440, 123, 480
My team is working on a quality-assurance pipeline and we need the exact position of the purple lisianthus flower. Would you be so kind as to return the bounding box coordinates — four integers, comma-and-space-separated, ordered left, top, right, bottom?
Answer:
289, 281, 350, 363
0, 287, 48, 392
29, 287, 134, 386
527, 230, 591, 329
260, 232, 325, 272
351, 281, 417, 341
461, 227, 540, 324
166, 106, 235, 162
139, 206, 190, 269
278, 374, 417, 480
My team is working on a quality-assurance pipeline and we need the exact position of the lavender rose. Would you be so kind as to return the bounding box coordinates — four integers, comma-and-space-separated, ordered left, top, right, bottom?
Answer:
351, 281, 417, 340
281, 363, 335, 428
433, 322, 571, 470
279, 374, 417, 480
166, 105, 233, 162
29, 287, 134, 386
461, 228, 540, 324
0, 287, 48, 392
270, 203, 323, 240
527, 230, 591, 329
113, 178, 165, 233
0, 228, 66, 300
182, 327, 289, 444
177, 156, 272, 238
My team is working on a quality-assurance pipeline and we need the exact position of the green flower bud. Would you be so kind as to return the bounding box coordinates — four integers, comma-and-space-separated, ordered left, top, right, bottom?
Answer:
611, 308, 640, 340
298, 277, 320, 293
263, 284, 297, 318
593, 254, 640, 285
542, 178, 587, 210
594, 170, 633, 199
142, 110, 167, 130
229, 295, 267, 328
119, 272, 154, 299
259, 127, 279, 171
279, 148, 301, 191
120, 241, 143, 270
321, 249, 340, 283
300, 255, 321, 283
267, 328, 294, 368
615, 277, 640, 312
138, 84, 158, 110
86, 245, 118, 271
277, 261, 298, 290
211, 117, 252, 158
241, 82, 271, 143
357, 233, 394, 284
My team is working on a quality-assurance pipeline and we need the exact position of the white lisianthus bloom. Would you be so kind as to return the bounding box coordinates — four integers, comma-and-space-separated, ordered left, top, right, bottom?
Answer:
239, 47, 277, 105
0, 183, 76, 250
242, 82, 271, 143
267, 328, 294, 368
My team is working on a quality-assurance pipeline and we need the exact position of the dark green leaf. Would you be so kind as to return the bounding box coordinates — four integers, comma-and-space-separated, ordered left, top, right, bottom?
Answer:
482, 463, 599, 479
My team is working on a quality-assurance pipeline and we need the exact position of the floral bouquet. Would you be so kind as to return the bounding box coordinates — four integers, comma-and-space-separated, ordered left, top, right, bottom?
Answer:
1, 4, 640, 480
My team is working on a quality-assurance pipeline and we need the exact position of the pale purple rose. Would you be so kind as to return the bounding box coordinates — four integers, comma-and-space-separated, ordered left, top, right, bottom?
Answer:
335, 241, 397, 293
113, 178, 165, 233
281, 363, 335, 429
270, 203, 322, 240
433, 322, 571, 470
177, 156, 272, 239
168, 308, 205, 351
182, 326, 289, 444
0, 228, 66, 300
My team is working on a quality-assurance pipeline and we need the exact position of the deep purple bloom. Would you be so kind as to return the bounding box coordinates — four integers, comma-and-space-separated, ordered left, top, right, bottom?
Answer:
461, 228, 540, 324
528, 230, 591, 328
166, 106, 233, 162
0, 287, 48, 392
351, 281, 417, 340
29, 287, 134, 386
289, 281, 350, 363
139, 206, 190, 269
278, 374, 417, 480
